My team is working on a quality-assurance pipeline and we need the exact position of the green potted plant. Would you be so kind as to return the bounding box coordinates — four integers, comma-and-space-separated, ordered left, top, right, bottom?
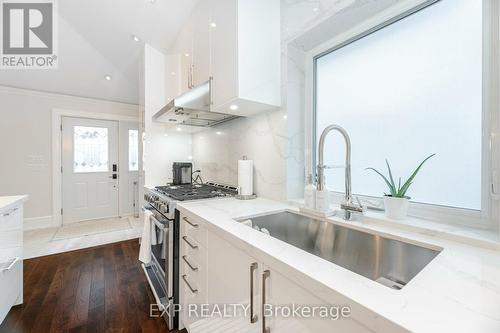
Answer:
366, 154, 435, 219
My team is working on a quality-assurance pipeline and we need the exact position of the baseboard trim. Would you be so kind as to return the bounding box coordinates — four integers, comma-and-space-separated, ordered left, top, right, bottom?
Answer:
24, 216, 58, 230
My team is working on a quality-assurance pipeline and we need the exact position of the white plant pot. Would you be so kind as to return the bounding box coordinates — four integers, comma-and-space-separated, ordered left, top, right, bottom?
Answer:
383, 196, 409, 220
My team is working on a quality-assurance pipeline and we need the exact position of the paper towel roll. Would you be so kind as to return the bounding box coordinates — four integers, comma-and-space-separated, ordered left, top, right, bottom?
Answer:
238, 158, 254, 196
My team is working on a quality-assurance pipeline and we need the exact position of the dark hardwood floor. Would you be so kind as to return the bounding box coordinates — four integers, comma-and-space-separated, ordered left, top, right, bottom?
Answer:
0, 240, 186, 333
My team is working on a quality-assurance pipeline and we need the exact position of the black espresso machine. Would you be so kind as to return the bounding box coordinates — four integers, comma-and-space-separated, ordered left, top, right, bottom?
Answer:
172, 162, 192, 185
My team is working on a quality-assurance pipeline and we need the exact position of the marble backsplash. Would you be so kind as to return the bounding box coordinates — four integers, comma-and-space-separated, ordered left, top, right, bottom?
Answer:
192, 108, 289, 201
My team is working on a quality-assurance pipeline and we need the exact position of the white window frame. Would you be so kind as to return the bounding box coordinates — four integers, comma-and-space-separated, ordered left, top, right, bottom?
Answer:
304, 0, 500, 229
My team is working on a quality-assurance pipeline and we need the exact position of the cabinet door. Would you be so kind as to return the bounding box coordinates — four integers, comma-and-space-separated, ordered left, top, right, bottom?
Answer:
262, 267, 371, 333
192, 1, 211, 87
176, 19, 194, 94
206, 230, 260, 331
165, 54, 181, 102
209, 0, 238, 109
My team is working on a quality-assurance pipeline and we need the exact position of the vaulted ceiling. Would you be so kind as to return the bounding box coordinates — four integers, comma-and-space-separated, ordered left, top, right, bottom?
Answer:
0, 0, 200, 104
0, 0, 407, 105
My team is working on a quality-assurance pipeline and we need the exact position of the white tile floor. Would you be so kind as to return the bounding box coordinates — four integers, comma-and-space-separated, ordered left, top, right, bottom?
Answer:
23, 216, 143, 259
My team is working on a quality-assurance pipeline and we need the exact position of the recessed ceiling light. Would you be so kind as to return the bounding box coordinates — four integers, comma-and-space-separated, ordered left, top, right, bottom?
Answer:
184, 53, 190, 57
229, 104, 239, 111
283, 115, 288, 120
176, 127, 182, 132
104, 75, 112, 81
171, 71, 176, 76
216, 131, 222, 135
148, 0, 156, 3
313, 7, 319, 12
210, 22, 217, 28
132, 35, 141, 42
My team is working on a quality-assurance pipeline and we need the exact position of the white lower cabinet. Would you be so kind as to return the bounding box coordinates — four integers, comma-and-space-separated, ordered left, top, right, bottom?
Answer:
179, 213, 371, 333
0, 201, 24, 325
263, 267, 370, 333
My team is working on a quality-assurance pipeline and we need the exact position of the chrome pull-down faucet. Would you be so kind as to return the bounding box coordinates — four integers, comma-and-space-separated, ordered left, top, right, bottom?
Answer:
316, 124, 364, 220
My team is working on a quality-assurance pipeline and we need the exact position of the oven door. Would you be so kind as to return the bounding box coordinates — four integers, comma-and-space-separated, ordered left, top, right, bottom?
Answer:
150, 213, 174, 299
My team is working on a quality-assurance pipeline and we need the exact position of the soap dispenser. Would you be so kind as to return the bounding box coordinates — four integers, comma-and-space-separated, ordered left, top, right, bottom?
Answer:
304, 174, 316, 209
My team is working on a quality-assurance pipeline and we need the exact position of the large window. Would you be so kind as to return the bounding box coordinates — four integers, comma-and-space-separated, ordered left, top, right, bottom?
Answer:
314, 0, 483, 210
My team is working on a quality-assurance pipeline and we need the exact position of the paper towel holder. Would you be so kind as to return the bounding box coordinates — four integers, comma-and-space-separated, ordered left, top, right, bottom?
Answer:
236, 155, 257, 200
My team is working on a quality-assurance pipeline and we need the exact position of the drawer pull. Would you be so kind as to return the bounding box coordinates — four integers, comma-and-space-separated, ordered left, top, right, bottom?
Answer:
183, 216, 199, 228
250, 262, 258, 324
262, 270, 271, 333
1, 257, 20, 272
182, 236, 199, 249
2, 207, 18, 217
182, 274, 198, 294
182, 255, 199, 271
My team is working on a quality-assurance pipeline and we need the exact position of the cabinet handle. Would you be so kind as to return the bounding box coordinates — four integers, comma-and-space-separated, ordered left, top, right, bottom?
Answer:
182, 274, 198, 294
182, 255, 198, 271
183, 216, 199, 228
1, 257, 20, 272
262, 270, 270, 333
250, 262, 258, 324
191, 64, 195, 88
182, 236, 199, 249
2, 207, 18, 217
209, 76, 214, 109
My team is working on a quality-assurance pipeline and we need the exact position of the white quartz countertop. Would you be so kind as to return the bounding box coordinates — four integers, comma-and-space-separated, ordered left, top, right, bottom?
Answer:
178, 197, 500, 333
0, 195, 28, 212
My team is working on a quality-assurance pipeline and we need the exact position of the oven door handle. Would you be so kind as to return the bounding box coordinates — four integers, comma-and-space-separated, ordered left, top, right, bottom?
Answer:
150, 215, 168, 230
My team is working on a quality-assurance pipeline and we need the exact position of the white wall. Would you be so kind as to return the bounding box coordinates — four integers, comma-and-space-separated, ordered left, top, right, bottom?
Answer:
0, 86, 139, 225
143, 44, 192, 187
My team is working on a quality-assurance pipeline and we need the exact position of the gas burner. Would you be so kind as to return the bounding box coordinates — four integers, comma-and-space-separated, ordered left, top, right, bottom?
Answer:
154, 183, 237, 201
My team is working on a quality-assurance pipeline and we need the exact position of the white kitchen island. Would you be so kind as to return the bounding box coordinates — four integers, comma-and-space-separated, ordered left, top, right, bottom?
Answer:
176, 197, 500, 333
0, 195, 27, 324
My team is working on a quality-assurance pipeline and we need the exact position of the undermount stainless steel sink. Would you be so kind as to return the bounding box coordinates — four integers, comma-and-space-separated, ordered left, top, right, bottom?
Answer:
240, 211, 441, 290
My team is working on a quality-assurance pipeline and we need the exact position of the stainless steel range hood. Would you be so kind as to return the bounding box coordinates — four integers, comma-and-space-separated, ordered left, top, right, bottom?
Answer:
152, 78, 240, 127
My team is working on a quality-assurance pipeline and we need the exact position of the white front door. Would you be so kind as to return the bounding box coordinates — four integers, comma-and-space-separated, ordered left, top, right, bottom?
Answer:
62, 117, 119, 223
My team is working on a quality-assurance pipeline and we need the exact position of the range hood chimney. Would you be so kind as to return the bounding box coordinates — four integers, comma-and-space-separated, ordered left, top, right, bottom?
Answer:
152, 78, 240, 127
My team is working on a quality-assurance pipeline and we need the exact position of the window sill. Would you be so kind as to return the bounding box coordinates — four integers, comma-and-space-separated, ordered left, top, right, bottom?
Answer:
361, 211, 500, 250
288, 199, 500, 250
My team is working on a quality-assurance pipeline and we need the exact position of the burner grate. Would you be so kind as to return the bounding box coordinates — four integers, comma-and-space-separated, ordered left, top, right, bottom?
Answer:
155, 183, 237, 201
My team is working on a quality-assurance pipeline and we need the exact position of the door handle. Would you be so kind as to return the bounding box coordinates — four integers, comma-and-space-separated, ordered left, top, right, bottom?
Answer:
262, 270, 270, 333
183, 216, 199, 228
250, 262, 258, 324
182, 275, 198, 294
182, 255, 198, 271
182, 236, 198, 249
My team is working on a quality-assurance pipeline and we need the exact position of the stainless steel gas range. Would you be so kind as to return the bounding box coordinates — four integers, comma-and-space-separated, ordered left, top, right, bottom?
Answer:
142, 182, 237, 330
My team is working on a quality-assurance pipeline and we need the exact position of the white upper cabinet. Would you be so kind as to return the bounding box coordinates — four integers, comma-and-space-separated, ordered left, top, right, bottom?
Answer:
170, 0, 281, 117
210, 0, 281, 116
175, 18, 194, 94
192, 1, 211, 87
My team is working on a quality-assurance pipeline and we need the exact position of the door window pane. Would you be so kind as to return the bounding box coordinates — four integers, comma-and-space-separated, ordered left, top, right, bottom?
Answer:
128, 129, 139, 171
315, 0, 482, 210
73, 126, 109, 173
